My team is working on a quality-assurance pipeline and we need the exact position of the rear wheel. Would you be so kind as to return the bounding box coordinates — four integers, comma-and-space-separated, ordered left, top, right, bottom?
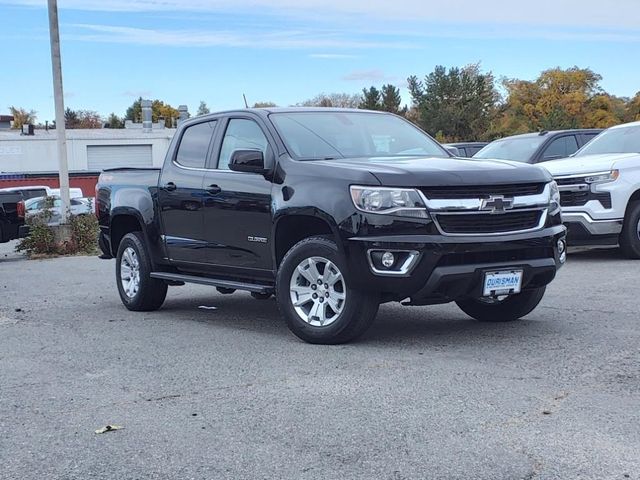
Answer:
116, 232, 167, 311
455, 287, 546, 322
276, 237, 379, 344
619, 201, 640, 259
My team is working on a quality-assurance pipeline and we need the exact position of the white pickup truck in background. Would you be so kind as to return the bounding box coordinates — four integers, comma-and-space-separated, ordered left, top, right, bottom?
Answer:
543, 121, 640, 258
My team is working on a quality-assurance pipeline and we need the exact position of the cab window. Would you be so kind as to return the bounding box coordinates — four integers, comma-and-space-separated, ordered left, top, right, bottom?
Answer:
218, 119, 269, 170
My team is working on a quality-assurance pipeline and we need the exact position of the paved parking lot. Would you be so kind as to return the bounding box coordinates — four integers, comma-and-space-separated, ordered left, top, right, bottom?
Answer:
1, 242, 638, 479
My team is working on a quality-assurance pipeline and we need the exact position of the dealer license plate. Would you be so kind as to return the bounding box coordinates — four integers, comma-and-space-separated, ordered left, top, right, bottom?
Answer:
483, 270, 523, 297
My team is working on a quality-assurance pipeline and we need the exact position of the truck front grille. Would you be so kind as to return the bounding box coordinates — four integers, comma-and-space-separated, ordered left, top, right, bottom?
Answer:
422, 183, 545, 200
435, 210, 543, 234
560, 191, 612, 209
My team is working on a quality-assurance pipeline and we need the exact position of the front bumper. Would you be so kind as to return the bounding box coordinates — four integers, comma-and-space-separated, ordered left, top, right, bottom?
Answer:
562, 212, 622, 246
344, 225, 566, 304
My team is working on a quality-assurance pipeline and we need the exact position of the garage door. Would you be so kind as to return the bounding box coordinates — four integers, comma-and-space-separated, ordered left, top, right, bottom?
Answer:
87, 144, 152, 170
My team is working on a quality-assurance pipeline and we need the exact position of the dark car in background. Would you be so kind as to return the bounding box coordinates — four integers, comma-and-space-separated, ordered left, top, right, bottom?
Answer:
474, 129, 602, 164
444, 142, 489, 157
0, 191, 25, 243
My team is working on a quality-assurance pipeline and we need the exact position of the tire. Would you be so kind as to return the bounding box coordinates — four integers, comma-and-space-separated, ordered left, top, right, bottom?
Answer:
619, 201, 640, 259
455, 287, 546, 322
276, 236, 379, 344
98, 232, 112, 258
0, 220, 6, 243
115, 231, 167, 311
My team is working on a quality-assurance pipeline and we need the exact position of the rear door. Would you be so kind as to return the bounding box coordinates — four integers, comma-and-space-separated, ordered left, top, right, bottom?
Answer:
200, 115, 274, 277
158, 120, 217, 264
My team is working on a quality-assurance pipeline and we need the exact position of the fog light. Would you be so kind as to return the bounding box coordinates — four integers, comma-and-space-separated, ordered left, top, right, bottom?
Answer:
558, 239, 567, 263
381, 251, 395, 268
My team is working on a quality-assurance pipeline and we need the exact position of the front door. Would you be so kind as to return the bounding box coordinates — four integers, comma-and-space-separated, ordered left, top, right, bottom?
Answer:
200, 117, 274, 277
158, 120, 217, 264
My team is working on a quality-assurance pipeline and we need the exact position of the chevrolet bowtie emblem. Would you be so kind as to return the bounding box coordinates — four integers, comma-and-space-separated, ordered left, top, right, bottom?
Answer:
480, 195, 514, 213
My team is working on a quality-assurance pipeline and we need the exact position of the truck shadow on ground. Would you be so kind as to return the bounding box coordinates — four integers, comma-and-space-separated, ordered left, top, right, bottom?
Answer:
157, 292, 561, 347
567, 247, 623, 261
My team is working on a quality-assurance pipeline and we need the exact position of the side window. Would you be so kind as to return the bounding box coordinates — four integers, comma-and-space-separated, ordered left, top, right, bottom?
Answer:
175, 121, 216, 169
581, 133, 599, 146
468, 147, 483, 156
218, 119, 268, 170
542, 136, 578, 160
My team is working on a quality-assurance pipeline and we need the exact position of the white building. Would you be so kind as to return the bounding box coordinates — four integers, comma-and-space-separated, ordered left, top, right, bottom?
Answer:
0, 128, 176, 173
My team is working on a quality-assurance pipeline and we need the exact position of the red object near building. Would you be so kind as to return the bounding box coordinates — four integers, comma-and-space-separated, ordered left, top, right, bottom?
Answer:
0, 171, 100, 197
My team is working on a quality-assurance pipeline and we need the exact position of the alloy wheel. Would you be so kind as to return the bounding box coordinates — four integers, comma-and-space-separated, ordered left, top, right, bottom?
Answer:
289, 256, 346, 327
120, 247, 141, 299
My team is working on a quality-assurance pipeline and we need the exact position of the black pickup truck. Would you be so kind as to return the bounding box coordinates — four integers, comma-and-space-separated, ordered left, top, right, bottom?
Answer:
97, 108, 567, 344
0, 191, 25, 243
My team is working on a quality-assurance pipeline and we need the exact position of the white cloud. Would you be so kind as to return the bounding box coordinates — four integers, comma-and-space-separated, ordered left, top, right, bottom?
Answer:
310, 53, 358, 59
66, 24, 417, 49
4, 0, 640, 31
341, 69, 388, 82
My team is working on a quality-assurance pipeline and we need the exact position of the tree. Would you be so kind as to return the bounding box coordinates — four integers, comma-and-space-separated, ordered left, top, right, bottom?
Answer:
380, 84, 403, 115
64, 108, 79, 128
105, 113, 124, 128
65, 109, 102, 129
253, 101, 277, 108
625, 92, 640, 122
495, 67, 625, 134
9, 106, 37, 129
197, 101, 210, 116
298, 93, 362, 108
359, 87, 381, 110
408, 64, 499, 142
124, 97, 179, 128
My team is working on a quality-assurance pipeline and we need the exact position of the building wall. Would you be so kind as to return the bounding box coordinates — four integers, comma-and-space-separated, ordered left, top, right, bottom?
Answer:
0, 131, 175, 173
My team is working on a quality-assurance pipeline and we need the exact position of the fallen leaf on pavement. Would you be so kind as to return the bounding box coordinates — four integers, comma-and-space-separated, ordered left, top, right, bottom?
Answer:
95, 425, 124, 434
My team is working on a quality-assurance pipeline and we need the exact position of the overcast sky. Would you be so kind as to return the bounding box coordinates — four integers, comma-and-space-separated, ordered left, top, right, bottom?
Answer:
0, 0, 638, 121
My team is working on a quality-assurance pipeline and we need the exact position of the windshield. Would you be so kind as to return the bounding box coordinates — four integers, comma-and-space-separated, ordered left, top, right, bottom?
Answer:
473, 136, 546, 162
270, 111, 449, 160
575, 125, 640, 156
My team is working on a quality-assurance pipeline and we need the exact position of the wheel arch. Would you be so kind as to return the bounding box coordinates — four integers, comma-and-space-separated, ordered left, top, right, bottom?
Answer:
272, 213, 342, 268
109, 210, 146, 257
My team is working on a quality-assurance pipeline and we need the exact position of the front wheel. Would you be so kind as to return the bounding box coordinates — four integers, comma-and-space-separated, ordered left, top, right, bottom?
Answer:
619, 201, 640, 259
455, 287, 546, 322
276, 237, 379, 344
116, 232, 167, 311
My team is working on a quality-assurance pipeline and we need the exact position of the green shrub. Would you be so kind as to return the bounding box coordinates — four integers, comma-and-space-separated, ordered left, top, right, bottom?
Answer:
69, 213, 99, 254
15, 223, 57, 256
16, 198, 99, 257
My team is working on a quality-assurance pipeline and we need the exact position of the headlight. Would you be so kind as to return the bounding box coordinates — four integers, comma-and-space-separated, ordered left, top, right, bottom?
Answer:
549, 181, 561, 215
350, 186, 429, 218
583, 170, 619, 184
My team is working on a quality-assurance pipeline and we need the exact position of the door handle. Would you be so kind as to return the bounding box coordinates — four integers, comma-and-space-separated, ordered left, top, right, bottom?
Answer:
163, 182, 177, 192
206, 184, 221, 195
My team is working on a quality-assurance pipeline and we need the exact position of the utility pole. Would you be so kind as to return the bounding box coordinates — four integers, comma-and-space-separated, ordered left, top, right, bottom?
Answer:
47, 0, 70, 224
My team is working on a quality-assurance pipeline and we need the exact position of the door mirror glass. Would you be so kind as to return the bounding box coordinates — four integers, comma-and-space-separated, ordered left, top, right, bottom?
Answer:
229, 149, 267, 173
444, 146, 460, 156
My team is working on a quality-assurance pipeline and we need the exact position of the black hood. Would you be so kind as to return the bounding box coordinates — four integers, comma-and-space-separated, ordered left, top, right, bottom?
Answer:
310, 156, 552, 187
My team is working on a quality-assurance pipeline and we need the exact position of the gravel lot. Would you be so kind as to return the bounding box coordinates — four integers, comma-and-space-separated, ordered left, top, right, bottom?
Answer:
1, 241, 638, 479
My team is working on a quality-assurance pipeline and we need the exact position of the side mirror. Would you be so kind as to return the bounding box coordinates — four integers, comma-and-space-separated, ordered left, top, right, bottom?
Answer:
444, 146, 460, 156
229, 149, 268, 174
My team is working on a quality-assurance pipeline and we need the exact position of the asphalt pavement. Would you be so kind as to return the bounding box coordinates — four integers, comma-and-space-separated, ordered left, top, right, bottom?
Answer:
1, 242, 638, 479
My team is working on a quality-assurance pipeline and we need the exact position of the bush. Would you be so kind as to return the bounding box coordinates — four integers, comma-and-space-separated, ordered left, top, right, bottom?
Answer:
16, 223, 57, 256
16, 201, 99, 257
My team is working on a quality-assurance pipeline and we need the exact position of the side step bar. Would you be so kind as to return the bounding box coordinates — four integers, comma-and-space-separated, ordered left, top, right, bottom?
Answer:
150, 272, 274, 294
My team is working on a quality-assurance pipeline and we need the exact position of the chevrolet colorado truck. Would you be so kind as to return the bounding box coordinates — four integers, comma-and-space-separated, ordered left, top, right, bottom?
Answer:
96, 108, 566, 344
543, 121, 640, 258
